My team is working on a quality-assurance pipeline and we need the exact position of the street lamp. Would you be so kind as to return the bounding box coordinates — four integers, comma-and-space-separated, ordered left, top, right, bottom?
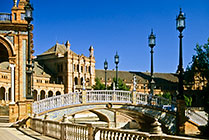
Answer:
176, 8, 186, 135
104, 59, 108, 90
148, 29, 156, 96
114, 52, 119, 89
176, 8, 185, 100
25, 2, 34, 99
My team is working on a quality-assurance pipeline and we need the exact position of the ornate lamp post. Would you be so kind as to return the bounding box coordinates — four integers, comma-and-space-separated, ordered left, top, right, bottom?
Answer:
25, 2, 33, 99
176, 8, 186, 135
104, 59, 108, 90
176, 8, 185, 100
114, 52, 119, 89
148, 29, 156, 96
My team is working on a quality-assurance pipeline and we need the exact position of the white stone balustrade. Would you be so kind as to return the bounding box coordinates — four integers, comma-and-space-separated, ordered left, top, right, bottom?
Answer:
32, 90, 177, 114
29, 115, 194, 140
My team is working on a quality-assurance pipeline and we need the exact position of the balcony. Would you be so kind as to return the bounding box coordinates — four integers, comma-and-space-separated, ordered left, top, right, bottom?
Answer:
0, 13, 12, 22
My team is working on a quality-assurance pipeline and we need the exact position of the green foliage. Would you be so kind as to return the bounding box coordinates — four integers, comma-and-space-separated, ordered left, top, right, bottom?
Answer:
93, 77, 105, 90
162, 92, 172, 101
185, 39, 209, 84
185, 38, 209, 135
184, 95, 192, 107
109, 77, 130, 91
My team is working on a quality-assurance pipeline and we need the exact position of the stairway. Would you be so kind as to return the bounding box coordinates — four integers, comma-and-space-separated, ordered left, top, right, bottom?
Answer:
0, 106, 9, 123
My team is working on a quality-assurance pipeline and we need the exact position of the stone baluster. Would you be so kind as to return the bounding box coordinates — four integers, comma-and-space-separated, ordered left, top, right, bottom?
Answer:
150, 118, 163, 134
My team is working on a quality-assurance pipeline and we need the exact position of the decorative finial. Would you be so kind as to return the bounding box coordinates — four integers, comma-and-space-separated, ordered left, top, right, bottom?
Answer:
13, 0, 17, 7
151, 28, 153, 34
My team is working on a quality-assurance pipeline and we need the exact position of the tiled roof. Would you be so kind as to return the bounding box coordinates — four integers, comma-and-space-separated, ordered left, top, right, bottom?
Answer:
33, 61, 51, 77
95, 69, 178, 84
39, 43, 78, 57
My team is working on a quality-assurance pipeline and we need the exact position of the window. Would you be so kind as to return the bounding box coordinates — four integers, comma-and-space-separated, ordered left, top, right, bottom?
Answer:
75, 77, 78, 85
89, 66, 91, 73
77, 65, 79, 72
21, 13, 25, 20
81, 66, 83, 72
14, 13, 17, 20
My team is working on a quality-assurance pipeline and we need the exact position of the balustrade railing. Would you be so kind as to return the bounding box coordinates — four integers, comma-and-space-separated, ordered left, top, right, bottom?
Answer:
86, 90, 132, 103
32, 90, 176, 114
29, 116, 194, 140
33, 92, 82, 114
0, 13, 11, 22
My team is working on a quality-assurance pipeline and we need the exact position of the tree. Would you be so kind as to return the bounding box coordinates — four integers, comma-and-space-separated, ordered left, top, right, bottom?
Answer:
185, 38, 209, 136
93, 77, 105, 90
108, 77, 130, 91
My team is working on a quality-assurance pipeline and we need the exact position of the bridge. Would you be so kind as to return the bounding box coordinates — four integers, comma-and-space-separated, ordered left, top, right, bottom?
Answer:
32, 90, 177, 135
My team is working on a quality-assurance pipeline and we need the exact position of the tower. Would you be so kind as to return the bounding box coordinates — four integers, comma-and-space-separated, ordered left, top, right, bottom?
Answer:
0, 0, 34, 122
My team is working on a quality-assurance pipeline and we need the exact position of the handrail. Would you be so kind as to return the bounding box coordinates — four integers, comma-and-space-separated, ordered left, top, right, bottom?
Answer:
32, 90, 176, 114
0, 13, 11, 21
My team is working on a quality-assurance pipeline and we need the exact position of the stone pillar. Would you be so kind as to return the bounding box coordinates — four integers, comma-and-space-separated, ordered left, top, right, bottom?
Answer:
176, 99, 186, 134
60, 114, 68, 140
87, 124, 94, 140
43, 114, 48, 136
10, 64, 15, 104
82, 90, 86, 104
132, 91, 136, 105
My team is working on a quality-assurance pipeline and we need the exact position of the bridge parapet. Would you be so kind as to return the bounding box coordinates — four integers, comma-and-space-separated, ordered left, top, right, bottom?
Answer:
28, 115, 194, 140
32, 90, 177, 115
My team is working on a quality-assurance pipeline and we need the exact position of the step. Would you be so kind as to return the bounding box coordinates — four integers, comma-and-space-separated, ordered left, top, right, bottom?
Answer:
0, 116, 9, 123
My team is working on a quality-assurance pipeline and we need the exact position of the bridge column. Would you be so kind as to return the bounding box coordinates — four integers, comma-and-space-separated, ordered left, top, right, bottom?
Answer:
82, 90, 87, 104
132, 91, 137, 105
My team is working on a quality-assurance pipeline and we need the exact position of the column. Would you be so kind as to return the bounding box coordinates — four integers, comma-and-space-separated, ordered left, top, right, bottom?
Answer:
10, 64, 15, 104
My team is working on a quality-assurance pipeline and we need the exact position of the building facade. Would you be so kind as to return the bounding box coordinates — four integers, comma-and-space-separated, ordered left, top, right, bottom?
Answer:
0, 0, 95, 122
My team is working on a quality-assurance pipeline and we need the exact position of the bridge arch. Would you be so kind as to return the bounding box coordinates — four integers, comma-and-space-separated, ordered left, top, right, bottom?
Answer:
33, 90, 177, 134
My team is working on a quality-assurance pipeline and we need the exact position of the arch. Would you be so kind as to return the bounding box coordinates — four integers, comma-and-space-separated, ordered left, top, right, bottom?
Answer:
56, 91, 61, 96
40, 90, 46, 100
33, 90, 38, 101
0, 87, 5, 100
0, 35, 15, 58
48, 90, 53, 97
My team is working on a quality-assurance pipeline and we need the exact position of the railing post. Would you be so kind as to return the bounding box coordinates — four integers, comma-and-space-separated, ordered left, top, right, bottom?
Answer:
82, 90, 87, 104
61, 114, 68, 140
87, 124, 94, 140
132, 91, 136, 105
150, 118, 163, 134
43, 113, 48, 136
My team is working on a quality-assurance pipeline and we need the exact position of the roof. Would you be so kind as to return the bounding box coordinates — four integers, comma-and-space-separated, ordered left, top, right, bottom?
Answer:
38, 43, 77, 57
95, 69, 178, 84
0, 61, 50, 78
33, 61, 51, 78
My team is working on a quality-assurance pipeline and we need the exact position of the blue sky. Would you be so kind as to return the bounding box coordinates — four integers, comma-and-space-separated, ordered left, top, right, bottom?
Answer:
1, 0, 209, 73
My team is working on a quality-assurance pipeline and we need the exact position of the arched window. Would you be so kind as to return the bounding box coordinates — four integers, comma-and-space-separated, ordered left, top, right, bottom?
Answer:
75, 77, 78, 85
81, 77, 83, 85
56, 91, 61, 96
77, 65, 79, 72
33, 90, 38, 101
40, 90, 45, 100
0, 87, 5, 100
48, 91, 53, 97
